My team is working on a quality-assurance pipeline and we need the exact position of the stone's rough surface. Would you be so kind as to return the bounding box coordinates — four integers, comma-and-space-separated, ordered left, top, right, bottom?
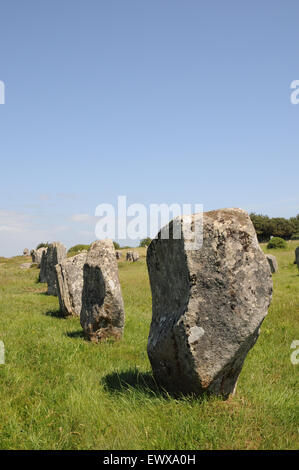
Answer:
126, 251, 133, 261
23, 248, 29, 256
39, 250, 48, 283
132, 252, 139, 262
31, 247, 47, 267
295, 247, 299, 269
55, 253, 87, 317
116, 251, 122, 260
80, 239, 125, 342
266, 254, 278, 273
147, 208, 273, 398
45, 242, 67, 296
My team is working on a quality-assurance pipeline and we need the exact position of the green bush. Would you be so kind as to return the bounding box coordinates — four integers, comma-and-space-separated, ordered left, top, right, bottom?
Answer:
139, 237, 152, 247
36, 242, 49, 250
267, 237, 287, 249
291, 233, 299, 240
113, 241, 120, 250
67, 244, 90, 257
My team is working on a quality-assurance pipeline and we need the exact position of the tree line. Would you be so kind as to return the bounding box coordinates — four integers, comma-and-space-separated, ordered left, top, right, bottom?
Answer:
250, 213, 299, 242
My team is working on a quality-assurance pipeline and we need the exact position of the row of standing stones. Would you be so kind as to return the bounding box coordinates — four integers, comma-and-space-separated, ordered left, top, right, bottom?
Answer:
24, 208, 295, 399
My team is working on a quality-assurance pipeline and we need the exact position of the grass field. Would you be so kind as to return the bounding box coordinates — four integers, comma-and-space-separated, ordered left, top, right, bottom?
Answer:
0, 243, 298, 450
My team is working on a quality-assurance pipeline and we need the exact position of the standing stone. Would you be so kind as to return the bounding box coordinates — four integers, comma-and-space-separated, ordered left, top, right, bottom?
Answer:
132, 251, 139, 262
39, 249, 48, 283
55, 253, 87, 317
80, 239, 125, 342
116, 251, 122, 260
31, 247, 47, 267
126, 251, 133, 261
266, 254, 278, 273
147, 208, 273, 398
23, 248, 29, 256
295, 247, 299, 269
46, 242, 67, 296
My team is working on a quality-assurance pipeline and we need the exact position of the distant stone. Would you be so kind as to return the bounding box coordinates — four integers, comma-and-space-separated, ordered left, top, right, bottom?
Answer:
126, 251, 133, 261
23, 248, 29, 256
20, 262, 32, 270
295, 247, 299, 269
116, 251, 122, 260
45, 242, 67, 296
80, 239, 125, 342
39, 249, 48, 283
147, 208, 273, 398
31, 247, 47, 267
132, 252, 139, 262
266, 254, 278, 273
56, 252, 87, 317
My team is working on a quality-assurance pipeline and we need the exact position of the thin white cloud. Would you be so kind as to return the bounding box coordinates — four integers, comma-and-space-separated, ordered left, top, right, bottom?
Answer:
0, 209, 33, 233
56, 193, 79, 200
0, 209, 70, 256
71, 213, 96, 223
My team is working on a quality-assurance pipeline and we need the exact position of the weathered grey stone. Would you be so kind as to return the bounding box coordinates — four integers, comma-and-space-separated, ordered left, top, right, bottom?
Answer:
266, 254, 278, 273
31, 247, 47, 267
23, 248, 29, 256
39, 249, 48, 283
295, 246, 299, 269
126, 251, 133, 261
45, 242, 67, 296
55, 252, 87, 317
80, 239, 125, 342
147, 208, 273, 398
116, 251, 122, 260
132, 251, 139, 262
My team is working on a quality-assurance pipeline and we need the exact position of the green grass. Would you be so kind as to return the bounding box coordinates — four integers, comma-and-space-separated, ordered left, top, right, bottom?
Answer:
0, 244, 298, 450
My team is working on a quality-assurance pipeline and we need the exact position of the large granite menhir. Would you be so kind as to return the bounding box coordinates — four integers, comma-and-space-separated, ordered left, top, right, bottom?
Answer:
56, 252, 87, 317
147, 208, 273, 399
80, 239, 125, 342
45, 242, 67, 296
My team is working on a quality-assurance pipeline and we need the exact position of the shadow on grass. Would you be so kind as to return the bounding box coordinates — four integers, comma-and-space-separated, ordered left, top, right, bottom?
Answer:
102, 368, 165, 398
44, 309, 66, 319
65, 330, 84, 339
103, 368, 213, 403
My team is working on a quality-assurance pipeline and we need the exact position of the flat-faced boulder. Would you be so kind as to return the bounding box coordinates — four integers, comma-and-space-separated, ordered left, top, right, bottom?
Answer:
126, 251, 133, 261
55, 252, 87, 316
116, 251, 122, 260
146, 208, 273, 398
45, 242, 67, 295
132, 252, 139, 262
39, 249, 48, 283
80, 239, 125, 342
31, 247, 47, 267
266, 254, 278, 273
23, 248, 29, 256
20, 262, 32, 270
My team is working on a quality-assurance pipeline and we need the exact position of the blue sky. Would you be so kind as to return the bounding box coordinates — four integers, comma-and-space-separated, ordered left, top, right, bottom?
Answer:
0, 1, 298, 256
